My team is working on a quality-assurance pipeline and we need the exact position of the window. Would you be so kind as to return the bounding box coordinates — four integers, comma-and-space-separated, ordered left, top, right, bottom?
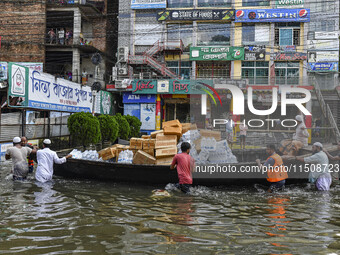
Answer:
167, 24, 193, 52
242, 24, 269, 45
197, 62, 230, 78
243, 0, 269, 7
274, 23, 300, 46
197, 23, 231, 46
167, 0, 193, 8
310, 20, 336, 32
198, 0, 231, 7
275, 62, 299, 85
167, 61, 192, 79
242, 62, 269, 85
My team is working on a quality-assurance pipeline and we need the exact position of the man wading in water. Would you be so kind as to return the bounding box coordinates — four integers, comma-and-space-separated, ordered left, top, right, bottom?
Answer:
256, 144, 288, 192
170, 142, 195, 194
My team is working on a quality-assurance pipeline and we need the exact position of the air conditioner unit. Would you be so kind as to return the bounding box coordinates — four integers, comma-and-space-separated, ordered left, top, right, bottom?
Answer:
118, 47, 129, 62
118, 67, 128, 75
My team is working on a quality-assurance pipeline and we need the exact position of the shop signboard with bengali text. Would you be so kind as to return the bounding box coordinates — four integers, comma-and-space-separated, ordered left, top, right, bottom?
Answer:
131, 0, 166, 9
190, 46, 244, 61
157, 9, 234, 21
307, 62, 338, 72
307, 40, 339, 51
272, 52, 307, 61
235, 9, 310, 23
308, 51, 339, 62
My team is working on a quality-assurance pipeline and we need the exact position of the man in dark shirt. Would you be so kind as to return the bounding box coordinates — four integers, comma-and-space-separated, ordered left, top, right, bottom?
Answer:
21, 136, 35, 173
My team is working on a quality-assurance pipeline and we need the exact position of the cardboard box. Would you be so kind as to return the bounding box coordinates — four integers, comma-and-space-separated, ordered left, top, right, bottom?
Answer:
142, 139, 156, 150
151, 130, 164, 138
155, 146, 177, 159
133, 150, 156, 165
200, 129, 221, 141
156, 156, 174, 165
143, 148, 155, 157
182, 123, 191, 134
162, 119, 181, 129
164, 126, 182, 139
98, 147, 116, 161
155, 134, 177, 149
193, 138, 201, 152
142, 135, 151, 139
130, 138, 143, 150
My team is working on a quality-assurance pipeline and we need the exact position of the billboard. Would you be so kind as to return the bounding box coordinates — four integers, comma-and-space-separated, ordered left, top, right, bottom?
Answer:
235, 9, 310, 23
190, 47, 244, 61
157, 9, 234, 21
131, 0, 166, 9
276, 0, 304, 8
308, 62, 338, 72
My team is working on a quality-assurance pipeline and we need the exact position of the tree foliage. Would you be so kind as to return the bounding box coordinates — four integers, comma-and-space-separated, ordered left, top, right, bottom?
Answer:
124, 115, 142, 138
97, 115, 119, 143
67, 112, 101, 147
114, 113, 130, 140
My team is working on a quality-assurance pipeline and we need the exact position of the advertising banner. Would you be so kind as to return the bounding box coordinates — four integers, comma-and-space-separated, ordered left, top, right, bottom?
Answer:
157, 9, 234, 21
244, 46, 266, 61
308, 51, 339, 62
140, 103, 156, 130
123, 92, 156, 103
307, 62, 338, 72
131, 0, 166, 9
8, 63, 93, 112
132, 79, 214, 94
272, 52, 307, 61
307, 40, 339, 51
94, 91, 113, 115
190, 46, 244, 61
235, 9, 310, 23
276, 0, 304, 8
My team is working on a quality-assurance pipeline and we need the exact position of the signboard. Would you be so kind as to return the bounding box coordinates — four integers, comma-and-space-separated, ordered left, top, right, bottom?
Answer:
140, 103, 156, 130
8, 63, 92, 112
280, 45, 296, 52
0, 142, 12, 156
0, 62, 7, 81
190, 46, 244, 61
157, 80, 170, 93
132, 79, 213, 94
276, 0, 304, 8
314, 32, 338, 40
235, 9, 310, 23
157, 9, 234, 21
214, 78, 248, 89
123, 92, 156, 103
131, 0, 166, 9
94, 91, 113, 115
244, 46, 266, 61
272, 52, 307, 61
307, 40, 339, 51
308, 62, 338, 72
15, 62, 43, 72
308, 51, 339, 62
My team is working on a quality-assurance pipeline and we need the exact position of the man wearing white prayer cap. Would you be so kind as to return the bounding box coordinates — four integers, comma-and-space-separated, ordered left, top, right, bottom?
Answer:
293, 115, 309, 147
5, 137, 36, 180
296, 142, 332, 191
35, 139, 72, 183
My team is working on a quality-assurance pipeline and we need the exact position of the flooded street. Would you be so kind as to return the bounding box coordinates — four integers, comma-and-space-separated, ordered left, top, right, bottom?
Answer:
1, 160, 340, 254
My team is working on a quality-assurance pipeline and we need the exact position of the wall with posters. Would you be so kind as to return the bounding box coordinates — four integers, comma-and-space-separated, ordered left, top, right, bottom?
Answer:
8, 63, 93, 113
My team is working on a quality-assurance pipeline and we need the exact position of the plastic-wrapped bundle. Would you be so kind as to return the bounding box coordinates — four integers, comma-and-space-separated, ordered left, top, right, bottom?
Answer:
182, 130, 201, 142
199, 150, 210, 164
117, 150, 133, 164
201, 137, 216, 152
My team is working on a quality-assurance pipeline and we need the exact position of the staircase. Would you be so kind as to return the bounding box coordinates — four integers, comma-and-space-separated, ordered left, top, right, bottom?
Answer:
314, 81, 340, 142
128, 40, 183, 79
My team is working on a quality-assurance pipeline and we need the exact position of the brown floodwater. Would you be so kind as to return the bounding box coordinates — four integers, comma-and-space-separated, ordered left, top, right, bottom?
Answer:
1, 159, 340, 254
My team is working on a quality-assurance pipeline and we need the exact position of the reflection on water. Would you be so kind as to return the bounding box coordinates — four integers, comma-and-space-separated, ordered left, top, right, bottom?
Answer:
1, 160, 340, 254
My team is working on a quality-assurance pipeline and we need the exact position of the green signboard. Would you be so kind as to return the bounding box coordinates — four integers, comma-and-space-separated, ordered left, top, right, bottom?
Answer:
190, 47, 244, 61
276, 0, 304, 8
94, 91, 113, 115
8, 63, 29, 107
132, 79, 214, 95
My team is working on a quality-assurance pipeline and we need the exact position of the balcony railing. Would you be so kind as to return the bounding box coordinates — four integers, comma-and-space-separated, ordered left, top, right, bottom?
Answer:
47, 0, 105, 12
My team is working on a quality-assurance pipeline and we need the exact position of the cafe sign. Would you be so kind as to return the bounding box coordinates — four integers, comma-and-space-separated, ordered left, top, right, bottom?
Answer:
190, 47, 244, 61
132, 79, 213, 94
272, 52, 307, 61
157, 9, 234, 21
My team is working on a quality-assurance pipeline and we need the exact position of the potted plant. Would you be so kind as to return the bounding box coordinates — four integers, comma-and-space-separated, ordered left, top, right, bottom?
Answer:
114, 113, 130, 140
97, 114, 119, 147
67, 112, 101, 149
124, 115, 142, 138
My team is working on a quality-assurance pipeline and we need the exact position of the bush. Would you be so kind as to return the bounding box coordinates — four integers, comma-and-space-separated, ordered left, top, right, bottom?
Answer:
97, 115, 119, 143
124, 115, 142, 138
114, 113, 130, 140
67, 112, 101, 147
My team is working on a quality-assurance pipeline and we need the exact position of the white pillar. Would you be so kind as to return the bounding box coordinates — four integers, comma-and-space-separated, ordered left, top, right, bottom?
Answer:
73, 8, 81, 45
72, 48, 80, 83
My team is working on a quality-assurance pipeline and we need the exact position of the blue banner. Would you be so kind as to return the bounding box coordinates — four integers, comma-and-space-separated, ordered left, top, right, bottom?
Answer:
235, 9, 310, 23
123, 92, 156, 103
308, 62, 338, 72
131, 0, 166, 9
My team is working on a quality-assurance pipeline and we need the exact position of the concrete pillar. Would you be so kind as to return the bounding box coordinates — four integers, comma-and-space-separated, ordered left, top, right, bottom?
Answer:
73, 8, 81, 45
72, 48, 80, 83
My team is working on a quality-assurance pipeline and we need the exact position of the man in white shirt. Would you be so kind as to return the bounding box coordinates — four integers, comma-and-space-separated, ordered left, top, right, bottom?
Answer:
296, 142, 331, 191
293, 115, 309, 147
36, 139, 72, 183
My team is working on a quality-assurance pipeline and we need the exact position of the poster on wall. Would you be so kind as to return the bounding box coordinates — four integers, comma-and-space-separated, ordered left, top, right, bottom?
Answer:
94, 91, 113, 115
244, 46, 266, 60
140, 103, 156, 130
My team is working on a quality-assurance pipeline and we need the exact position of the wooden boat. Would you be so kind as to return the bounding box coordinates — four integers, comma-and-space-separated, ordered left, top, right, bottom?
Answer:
54, 144, 339, 186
